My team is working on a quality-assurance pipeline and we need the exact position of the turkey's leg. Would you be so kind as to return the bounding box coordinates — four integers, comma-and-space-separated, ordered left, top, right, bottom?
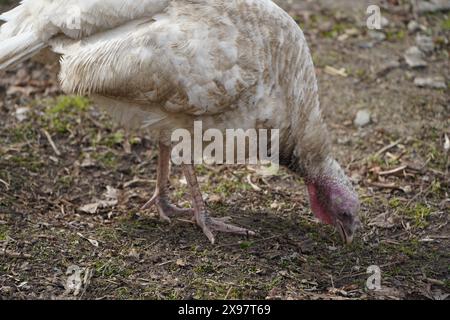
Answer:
182, 164, 255, 244
141, 142, 193, 222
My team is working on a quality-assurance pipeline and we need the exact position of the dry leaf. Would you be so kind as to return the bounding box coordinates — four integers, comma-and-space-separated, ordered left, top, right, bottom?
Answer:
176, 259, 187, 267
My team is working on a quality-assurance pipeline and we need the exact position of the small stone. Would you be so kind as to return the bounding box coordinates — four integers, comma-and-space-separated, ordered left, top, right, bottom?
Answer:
128, 248, 140, 260
345, 28, 360, 37
15, 107, 30, 122
380, 16, 389, 28
359, 42, 374, 49
404, 46, 428, 68
354, 110, 371, 127
414, 76, 446, 89
176, 259, 187, 267
377, 60, 401, 77
270, 201, 280, 210
416, 0, 450, 13
407, 20, 421, 33
208, 194, 222, 203
416, 34, 435, 53
368, 31, 386, 42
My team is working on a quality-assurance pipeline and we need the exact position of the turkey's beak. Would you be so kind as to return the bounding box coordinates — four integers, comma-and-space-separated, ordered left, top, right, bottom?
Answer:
336, 219, 353, 245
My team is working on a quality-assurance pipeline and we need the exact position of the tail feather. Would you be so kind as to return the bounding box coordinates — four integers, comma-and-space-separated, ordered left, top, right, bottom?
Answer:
0, 1, 47, 71
0, 31, 46, 71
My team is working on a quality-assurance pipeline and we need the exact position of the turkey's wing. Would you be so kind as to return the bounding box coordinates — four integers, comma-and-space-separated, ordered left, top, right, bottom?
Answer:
54, 7, 258, 116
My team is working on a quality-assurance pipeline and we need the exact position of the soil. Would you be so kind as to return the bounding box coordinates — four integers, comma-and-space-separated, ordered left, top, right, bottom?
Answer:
0, 0, 448, 300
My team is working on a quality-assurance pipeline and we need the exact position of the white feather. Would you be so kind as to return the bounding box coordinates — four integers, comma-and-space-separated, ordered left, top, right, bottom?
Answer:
0, 0, 333, 175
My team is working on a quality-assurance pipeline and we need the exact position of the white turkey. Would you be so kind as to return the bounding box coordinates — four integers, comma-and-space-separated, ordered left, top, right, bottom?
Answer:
0, 0, 360, 244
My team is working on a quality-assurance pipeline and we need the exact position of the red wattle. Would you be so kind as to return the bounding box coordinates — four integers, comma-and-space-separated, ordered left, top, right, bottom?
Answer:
307, 184, 333, 225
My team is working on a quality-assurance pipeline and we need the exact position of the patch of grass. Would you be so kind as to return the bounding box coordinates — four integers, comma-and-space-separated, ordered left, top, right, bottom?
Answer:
57, 175, 74, 189
0, 225, 9, 241
367, 155, 384, 166
102, 131, 125, 148
94, 258, 131, 278
94, 151, 118, 168
265, 275, 283, 291
30, 241, 56, 260
403, 204, 432, 228
46, 96, 90, 115
389, 197, 402, 209
190, 277, 237, 299
43, 96, 90, 134
212, 179, 251, 197
96, 227, 119, 243
239, 241, 254, 250
9, 124, 36, 143
115, 287, 131, 299
386, 30, 406, 41
193, 263, 215, 275
321, 22, 350, 38
7, 154, 43, 172
442, 18, 450, 30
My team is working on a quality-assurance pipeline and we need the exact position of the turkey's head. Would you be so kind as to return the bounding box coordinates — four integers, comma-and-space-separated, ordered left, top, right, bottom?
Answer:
306, 159, 360, 244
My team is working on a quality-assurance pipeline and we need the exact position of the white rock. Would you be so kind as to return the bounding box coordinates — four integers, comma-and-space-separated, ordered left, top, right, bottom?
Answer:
15, 107, 30, 122
407, 20, 421, 33
368, 31, 386, 42
416, 34, 435, 53
381, 16, 390, 28
404, 46, 428, 68
416, 0, 450, 13
414, 76, 446, 89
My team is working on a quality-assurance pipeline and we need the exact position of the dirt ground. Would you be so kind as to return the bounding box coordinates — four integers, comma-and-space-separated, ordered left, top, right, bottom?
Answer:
0, 0, 448, 300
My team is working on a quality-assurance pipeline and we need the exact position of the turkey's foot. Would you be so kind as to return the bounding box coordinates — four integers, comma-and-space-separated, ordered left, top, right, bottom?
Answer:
194, 210, 256, 244
142, 193, 193, 223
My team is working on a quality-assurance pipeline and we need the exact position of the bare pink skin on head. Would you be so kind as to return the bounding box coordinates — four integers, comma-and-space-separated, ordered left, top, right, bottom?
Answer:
306, 177, 360, 244
307, 184, 333, 225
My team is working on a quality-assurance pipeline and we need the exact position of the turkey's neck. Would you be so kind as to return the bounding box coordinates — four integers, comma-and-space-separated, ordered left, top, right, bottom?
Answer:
280, 147, 331, 183
277, 34, 332, 181
279, 102, 332, 181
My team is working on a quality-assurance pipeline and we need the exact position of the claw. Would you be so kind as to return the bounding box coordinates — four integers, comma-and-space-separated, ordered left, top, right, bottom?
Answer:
197, 212, 255, 244
141, 193, 158, 210
142, 193, 194, 223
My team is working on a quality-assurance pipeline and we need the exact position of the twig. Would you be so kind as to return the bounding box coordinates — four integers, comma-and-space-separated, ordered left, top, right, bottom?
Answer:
42, 129, 61, 156
336, 260, 404, 281
157, 259, 176, 266
224, 286, 233, 300
0, 179, 10, 190
176, 218, 196, 224
426, 278, 445, 286
378, 165, 408, 176
123, 178, 156, 188
0, 249, 31, 259
368, 182, 403, 191
406, 183, 433, 208
216, 234, 282, 249
247, 174, 262, 192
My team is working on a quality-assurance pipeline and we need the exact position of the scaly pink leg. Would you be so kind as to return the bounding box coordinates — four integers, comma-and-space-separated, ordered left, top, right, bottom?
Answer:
142, 142, 193, 222
182, 164, 255, 244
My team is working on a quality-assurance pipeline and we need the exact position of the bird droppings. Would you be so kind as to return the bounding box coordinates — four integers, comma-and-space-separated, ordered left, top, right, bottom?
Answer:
0, 0, 449, 300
